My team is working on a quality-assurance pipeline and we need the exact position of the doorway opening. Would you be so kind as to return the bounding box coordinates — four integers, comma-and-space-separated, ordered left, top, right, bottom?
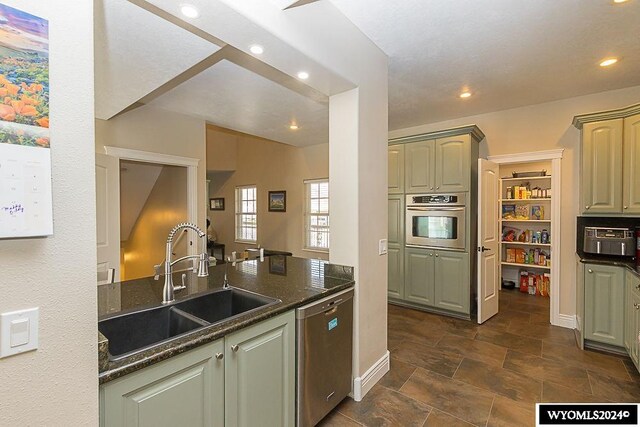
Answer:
483, 149, 565, 327
119, 160, 189, 281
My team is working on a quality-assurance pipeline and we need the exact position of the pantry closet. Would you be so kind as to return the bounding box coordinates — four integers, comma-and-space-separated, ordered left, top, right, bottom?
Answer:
486, 150, 564, 326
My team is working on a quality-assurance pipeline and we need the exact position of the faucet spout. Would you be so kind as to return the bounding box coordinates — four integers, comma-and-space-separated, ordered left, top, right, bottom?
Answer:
162, 222, 209, 304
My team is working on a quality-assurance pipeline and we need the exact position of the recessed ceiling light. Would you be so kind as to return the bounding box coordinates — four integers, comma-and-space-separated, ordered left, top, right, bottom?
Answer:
599, 58, 618, 67
289, 124, 299, 130
249, 45, 264, 55
613, 0, 628, 3
180, 4, 199, 18
297, 71, 309, 80
459, 91, 472, 99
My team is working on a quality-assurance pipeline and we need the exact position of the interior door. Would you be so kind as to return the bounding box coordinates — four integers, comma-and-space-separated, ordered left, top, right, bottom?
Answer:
96, 153, 120, 284
477, 159, 499, 323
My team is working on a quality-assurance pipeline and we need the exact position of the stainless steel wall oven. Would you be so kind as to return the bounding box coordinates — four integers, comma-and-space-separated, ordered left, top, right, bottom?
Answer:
405, 193, 466, 250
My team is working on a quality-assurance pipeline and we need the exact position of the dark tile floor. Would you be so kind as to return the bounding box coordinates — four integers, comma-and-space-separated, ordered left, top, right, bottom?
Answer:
319, 289, 640, 427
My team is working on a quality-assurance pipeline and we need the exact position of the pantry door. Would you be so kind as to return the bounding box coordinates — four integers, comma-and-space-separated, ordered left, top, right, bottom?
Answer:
477, 159, 500, 323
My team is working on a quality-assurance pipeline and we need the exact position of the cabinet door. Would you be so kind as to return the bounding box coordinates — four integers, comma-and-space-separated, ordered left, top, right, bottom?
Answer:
434, 251, 470, 314
388, 144, 405, 194
388, 246, 404, 300
631, 289, 640, 368
582, 120, 623, 214
100, 340, 224, 427
623, 114, 640, 214
405, 139, 435, 193
435, 135, 470, 192
404, 247, 435, 306
225, 311, 295, 427
388, 195, 404, 246
584, 264, 625, 347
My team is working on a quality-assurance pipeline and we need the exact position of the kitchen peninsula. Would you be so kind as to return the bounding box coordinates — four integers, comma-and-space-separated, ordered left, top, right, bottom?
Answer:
97, 256, 354, 426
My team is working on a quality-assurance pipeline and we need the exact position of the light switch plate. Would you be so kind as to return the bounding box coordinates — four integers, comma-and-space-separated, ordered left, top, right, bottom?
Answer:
0, 307, 39, 358
379, 239, 388, 255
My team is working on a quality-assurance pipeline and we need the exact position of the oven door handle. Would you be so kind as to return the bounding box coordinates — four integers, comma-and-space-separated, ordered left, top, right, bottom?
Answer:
407, 207, 465, 212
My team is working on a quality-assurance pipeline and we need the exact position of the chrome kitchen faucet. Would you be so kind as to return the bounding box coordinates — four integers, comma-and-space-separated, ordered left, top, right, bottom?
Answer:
162, 222, 209, 304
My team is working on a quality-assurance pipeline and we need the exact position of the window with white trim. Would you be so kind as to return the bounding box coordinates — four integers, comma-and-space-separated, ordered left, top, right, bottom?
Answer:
304, 179, 329, 251
235, 185, 257, 243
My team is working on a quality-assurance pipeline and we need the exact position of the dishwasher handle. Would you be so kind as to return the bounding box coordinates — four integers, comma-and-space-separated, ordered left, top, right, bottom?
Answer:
296, 288, 354, 319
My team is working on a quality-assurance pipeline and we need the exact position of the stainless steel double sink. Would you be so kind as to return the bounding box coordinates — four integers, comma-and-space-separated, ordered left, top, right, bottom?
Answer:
98, 287, 280, 361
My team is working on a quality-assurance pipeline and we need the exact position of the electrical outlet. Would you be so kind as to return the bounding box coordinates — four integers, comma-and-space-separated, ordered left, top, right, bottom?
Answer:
378, 239, 388, 255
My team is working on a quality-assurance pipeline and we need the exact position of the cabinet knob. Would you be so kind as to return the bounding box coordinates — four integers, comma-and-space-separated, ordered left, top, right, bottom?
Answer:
429, 253, 433, 256
636, 284, 640, 291
624, 206, 628, 210
430, 186, 433, 190
588, 269, 593, 273
436, 186, 440, 190
634, 303, 640, 310
231, 344, 239, 352
215, 352, 224, 360
585, 206, 590, 210
435, 253, 439, 257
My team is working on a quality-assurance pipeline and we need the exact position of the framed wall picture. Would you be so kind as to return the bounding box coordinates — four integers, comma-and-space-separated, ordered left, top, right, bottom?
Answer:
210, 197, 224, 211
269, 255, 287, 276
268, 191, 286, 212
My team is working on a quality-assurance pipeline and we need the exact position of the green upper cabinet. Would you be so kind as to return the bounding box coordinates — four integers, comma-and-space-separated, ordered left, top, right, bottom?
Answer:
435, 135, 470, 193
623, 114, 640, 214
224, 311, 295, 427
100, 340, 225, 427
403, 136, 471, 194
581, 119, 624, 214
405, 139, 436, 193
584, 263, 625, 347
388, 144, 405, 194
404, 247, 435, 305
433, 251, 469, 314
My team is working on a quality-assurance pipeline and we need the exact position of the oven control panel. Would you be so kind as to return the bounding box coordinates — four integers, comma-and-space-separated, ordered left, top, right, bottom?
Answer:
408, 193, 466, 206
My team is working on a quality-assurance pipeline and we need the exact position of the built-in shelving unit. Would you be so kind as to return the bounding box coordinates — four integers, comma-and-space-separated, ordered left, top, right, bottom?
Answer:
499, 174, 554, 296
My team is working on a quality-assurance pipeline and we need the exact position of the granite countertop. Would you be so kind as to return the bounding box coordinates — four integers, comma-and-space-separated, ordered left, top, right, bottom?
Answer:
578, 254, 640, 278
98, 256, 354, 384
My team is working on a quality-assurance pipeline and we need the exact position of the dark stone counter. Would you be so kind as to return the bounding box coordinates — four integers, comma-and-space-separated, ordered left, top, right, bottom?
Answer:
98, 256, 354, 384
578, 255, 640, 278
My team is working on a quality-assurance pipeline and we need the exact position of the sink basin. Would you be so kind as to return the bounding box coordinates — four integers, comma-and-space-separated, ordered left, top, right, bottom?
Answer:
174, 287, 280, 324
99, 305, 208, 360
99, 287, 280, 361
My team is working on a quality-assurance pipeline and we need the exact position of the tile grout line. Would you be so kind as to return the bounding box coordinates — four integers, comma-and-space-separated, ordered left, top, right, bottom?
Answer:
484, 396, 496, 427
334, 408, 364, 426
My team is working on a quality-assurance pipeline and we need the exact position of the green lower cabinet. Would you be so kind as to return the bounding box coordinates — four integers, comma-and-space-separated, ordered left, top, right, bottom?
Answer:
433, 251, 470, 314
584, 263, 625, 347
100, 340, 225, 427
100, 311, 296, 427
404, 247, 435, 305
388, 245, 404, 299
625, 271, 640, 370
224, 311, 295, 427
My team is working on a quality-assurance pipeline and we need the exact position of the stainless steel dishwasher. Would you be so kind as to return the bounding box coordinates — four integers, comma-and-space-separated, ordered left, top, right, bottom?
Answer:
296, 288, 354, 427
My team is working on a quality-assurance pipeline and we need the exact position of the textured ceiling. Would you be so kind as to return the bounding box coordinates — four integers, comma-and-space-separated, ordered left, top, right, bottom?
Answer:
330, 0, 640, 131
94, 0, 221, 119
149, 60, 328, 146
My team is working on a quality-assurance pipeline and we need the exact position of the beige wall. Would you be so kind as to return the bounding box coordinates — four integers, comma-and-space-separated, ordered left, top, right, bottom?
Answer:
122, 165, 188, 280
0, 1, 97, 424
207, 127, 329, 260
95, 105, 207, 233
389, 85, 640, 318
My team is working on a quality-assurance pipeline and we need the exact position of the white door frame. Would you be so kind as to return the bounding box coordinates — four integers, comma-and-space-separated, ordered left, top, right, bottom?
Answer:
102, 146, 200, 255
487, 149, 570, 328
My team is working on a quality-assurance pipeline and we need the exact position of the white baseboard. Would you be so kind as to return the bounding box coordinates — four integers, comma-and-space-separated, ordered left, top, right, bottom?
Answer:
352, 351, 390, 402
554, 314, 577, 329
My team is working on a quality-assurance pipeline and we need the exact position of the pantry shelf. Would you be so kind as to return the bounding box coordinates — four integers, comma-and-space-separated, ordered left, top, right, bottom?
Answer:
501, 176, 551, 182
499, 198, 551, 202
501, 219, 551, 223
501, 262, 551, 270
501, 241, 551, 247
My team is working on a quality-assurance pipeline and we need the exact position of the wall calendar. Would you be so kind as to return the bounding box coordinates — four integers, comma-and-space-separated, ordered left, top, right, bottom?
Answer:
0, 3, 52, 239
